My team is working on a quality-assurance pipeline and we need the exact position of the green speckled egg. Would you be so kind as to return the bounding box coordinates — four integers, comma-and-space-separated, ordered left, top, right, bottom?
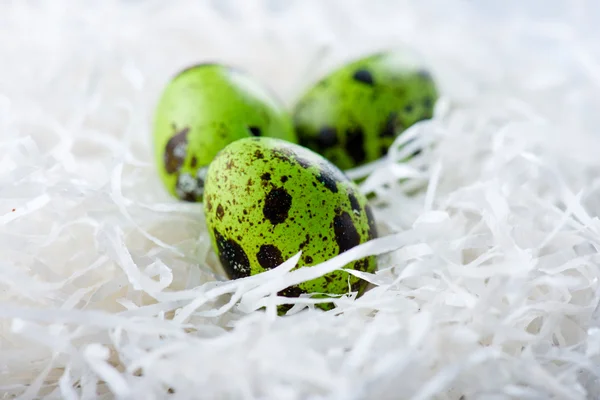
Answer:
203, 137, 378, 311
292, 51, 439, 170
153, 63, 297, 202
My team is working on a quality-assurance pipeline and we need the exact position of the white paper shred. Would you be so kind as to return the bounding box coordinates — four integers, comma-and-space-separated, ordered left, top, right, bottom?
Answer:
2, 0, 600, 399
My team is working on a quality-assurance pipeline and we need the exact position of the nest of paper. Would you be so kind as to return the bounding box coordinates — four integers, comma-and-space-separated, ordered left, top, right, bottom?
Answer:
2, 1, 600, 399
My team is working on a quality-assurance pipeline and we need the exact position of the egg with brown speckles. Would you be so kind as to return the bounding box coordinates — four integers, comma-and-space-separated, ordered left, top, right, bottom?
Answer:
292, 51, 439, 170
203, 137, 378, 312
153, 63, 297, 202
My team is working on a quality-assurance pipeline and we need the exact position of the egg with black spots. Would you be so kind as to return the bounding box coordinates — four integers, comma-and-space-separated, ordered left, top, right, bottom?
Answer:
203, 137, 378, 312
292, 51, 439, 170
153, 63, 297, 202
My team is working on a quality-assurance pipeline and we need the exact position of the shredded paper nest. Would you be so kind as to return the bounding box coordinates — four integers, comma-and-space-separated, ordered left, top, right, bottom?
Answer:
2, 1, 600, 399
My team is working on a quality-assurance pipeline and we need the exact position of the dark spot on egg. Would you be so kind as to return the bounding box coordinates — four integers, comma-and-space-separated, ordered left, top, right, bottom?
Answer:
355, 258, 369, 272
316, 126, 339, 149
365, 205, 378, 239
380, 112, 401, 138
205, 195, 213, 211
164, 127, 189, 174
278, 285, 305, 299
190, 156, 198, 168
254, 150, 264, 159
263, 187, 292, 225
353, 69, 374, 85
277, 304, 293, 314
281, 176, 288, 183
316, 170, 338, 193
248, 126, 262, 136
213, 229, 251, 279
333, 211, 360, 254
345, 126, 366, 164
348, 191, 361, 214
271, 148, 295, 164
261, 172, 271, 181
298, 234, 311, 250
256, 244, 284, 269
423, 97, 434, 109
404, 103, 414, 113
350, 280, 364, 293
304, 255, 313, 264
216, 204, 224, 220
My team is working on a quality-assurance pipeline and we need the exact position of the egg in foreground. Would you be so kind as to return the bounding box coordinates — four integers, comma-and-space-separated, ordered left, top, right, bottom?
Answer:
203, 137, 378, 311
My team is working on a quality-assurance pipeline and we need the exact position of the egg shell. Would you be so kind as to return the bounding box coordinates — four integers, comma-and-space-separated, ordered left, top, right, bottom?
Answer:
292, 51, 439, 170
153, 63, 297, 202
203, 137, 378, 311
